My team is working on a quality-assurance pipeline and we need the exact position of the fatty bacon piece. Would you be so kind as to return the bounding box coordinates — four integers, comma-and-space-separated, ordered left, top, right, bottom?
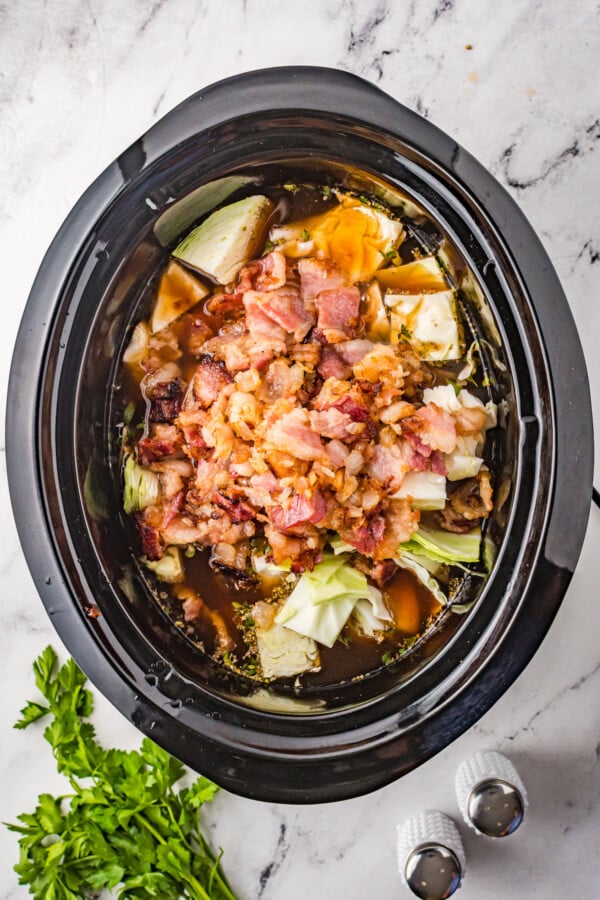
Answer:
316, 287, 361, 343
136, 423, 181, 464
243, 286, 314, 342
317, 339, 373, 380
185, 357, 232, 409
403, 403, 457, 455
202, 326, 286, 372
269, 490, 328, 532
309, 407, 362, 441
238, 250, 287, 292
298, 258, 346, 303
265, 407, 326, 461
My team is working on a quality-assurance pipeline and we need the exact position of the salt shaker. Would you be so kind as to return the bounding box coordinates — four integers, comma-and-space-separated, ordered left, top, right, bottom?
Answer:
397, 810, 465, 899
455, 750, 528, 837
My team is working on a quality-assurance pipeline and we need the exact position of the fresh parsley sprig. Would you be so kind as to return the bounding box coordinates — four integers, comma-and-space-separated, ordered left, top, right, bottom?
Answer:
6, 646, 236, 900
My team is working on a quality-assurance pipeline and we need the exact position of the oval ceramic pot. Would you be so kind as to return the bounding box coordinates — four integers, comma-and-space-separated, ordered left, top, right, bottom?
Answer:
6, 67, 593, 803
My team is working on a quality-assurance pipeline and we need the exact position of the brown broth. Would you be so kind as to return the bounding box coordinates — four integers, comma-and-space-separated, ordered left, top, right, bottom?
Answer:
156, 545, 443, 686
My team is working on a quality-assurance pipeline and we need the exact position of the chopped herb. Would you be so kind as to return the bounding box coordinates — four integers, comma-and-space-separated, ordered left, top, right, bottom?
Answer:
358, 193, 371, 205
123, 400, 136, 425
283, 182, 300, 194
481, 375, 492, 388
399, 324, 413, 340
7, 646, 236, 900
382, 249, 397, 260
301, 228, 311, 242
262, 239, 275, 255
184, 544, 196, 558
222, 650, 236, 668
322, 185, 333, 199
381, 650, 395, 665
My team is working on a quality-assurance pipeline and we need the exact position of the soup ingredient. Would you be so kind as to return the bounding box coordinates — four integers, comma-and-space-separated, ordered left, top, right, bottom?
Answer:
385, 290, 462, 360
123, 454, 160, 513
120, 184, 499, 684
269, 193, 404, 281
253, 601, 320, 678
173, 194, 274, 284
122, 319, 151, 368
376, 256, 448, 292
275, 554, 392, 647
399, 525, 482, 565
144, 545, 184, 582
395, 471, 447, 510
150, 260, 209, 334
396, 552, 448, 606
7, 646, 236, 900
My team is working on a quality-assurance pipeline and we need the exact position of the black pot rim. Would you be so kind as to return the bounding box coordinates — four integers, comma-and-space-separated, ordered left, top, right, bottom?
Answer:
6, 66, 593, 803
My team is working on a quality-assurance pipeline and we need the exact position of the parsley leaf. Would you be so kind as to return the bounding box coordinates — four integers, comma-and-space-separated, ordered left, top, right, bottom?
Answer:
5, 646, 236, 900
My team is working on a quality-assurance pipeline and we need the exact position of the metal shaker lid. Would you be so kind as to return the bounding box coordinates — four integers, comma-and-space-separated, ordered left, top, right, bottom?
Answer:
467, 778, 525, 837
455, 750, 528, 838
398, 811, 465, 899
404, 842, 462, 899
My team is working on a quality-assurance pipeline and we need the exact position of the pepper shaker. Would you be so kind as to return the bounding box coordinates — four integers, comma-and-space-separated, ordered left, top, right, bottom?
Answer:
397, 810, 465, 899
455, 750, 528, 837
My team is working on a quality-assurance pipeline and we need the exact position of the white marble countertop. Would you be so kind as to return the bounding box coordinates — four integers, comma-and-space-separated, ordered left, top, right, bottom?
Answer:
1, 1, 599, 898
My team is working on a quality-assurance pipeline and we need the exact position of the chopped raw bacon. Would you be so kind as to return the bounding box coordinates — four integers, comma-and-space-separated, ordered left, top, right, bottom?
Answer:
298, 257, 347, 301
264, 525, 304, 566
238, 250, 287, 292
126, 246, 493, 582
317, 346, 352, 380
316, 286, 361, 342
267, 407, 325, 461
244, 287, 313, 342
345, 515, 386, 555
161, 490, 184, 529
411, 403, 457, 454
325, 439, 349, 469
309, 408, 356, 441
212, 491, 256, 522
181, 424, 208, 459
269, 490, 327, 532
136, 517, 163, 561
135, 436, 177, 466
366, 443, 407, 491
243, 291, 287, 340
204, 330, 286, 372
251, 471, 279, 492
374, 500, 420, 559
336, 339, 373, 365
333, 394, 370, 423
430, 450, 447, 476
187, 357, 232, 408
